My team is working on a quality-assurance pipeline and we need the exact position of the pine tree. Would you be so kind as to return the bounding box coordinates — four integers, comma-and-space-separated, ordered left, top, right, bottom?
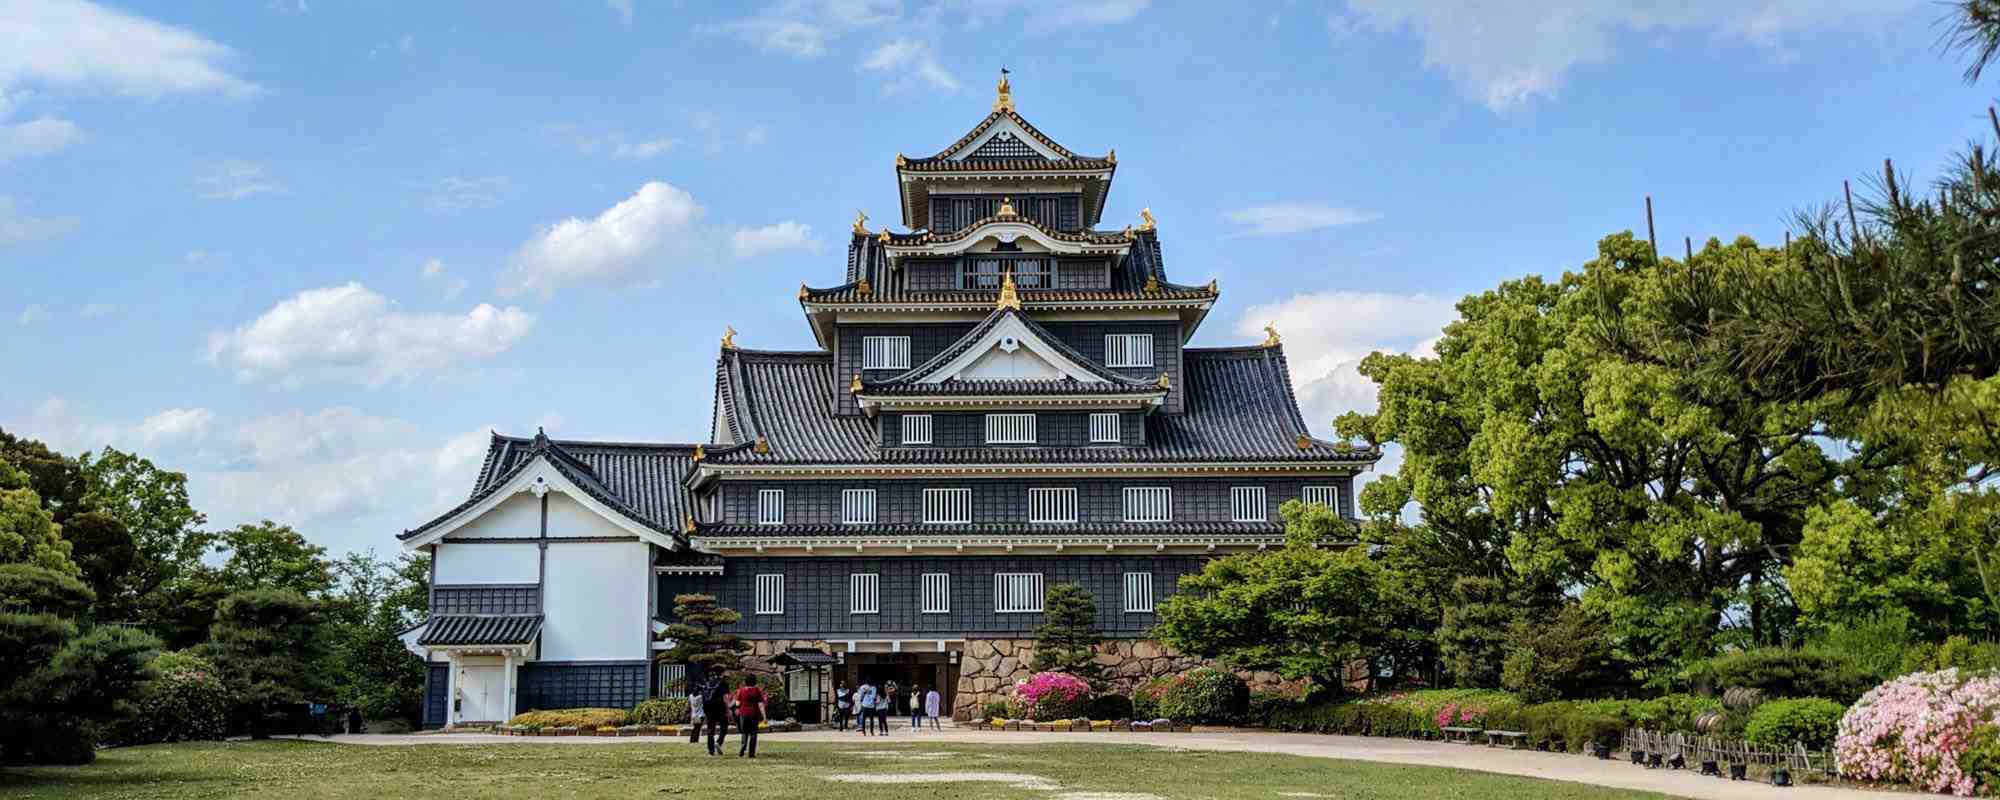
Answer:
1030, 582, 1103, 685
660, 593, 751, 676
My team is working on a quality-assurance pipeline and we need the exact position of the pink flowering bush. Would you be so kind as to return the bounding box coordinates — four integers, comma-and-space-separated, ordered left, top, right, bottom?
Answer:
1435, 702, 1489, 730
1836, 669, 2000, 796
1016, 672, 1091, 720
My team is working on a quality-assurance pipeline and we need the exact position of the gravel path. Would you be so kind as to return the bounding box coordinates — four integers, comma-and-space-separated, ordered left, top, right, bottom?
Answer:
307, 727, 1915, 800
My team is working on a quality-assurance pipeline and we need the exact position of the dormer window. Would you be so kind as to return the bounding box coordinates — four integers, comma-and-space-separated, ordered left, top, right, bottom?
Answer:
985, 413, 1035, 444
1088, 413, 1120, 443
1105, 334, 1154, 367
862, 336, 911, 370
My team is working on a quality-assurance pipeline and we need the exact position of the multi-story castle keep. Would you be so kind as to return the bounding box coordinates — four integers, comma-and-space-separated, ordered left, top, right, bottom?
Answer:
399, 75, 1380, 727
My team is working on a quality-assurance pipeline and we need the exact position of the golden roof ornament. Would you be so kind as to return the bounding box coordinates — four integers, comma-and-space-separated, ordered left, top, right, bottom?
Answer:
1207, 278, 1219, 293
996, 272, 1022, 311
797, 282, 809, 300
1107, 148, 1116, 164
1138, 208, 1157, 232
683, 515, 696, 535
856, 275, 873, 296
850, 372, 863, 394
852, 210, 869, 235
1295, 433, 1313, 451
997, 196, 1016, 217
1157, 372, 1171, 390
754, 435, 770, 454
895, 153, 907, 167
877, 229, 891, 245
993, 67, 1013, 113
692, 443, 705, 461
720, 326, 738, 350
1143, 273, 1161, 293
1262, 323, 1281, 348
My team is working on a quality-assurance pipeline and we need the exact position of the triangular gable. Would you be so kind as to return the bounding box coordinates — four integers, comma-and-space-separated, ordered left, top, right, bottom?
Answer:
945, 114, 1070, 161
401, 448, 681, 551
881, 309, 1153, 388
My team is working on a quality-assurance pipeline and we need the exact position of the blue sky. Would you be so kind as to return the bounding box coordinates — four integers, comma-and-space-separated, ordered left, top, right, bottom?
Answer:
2, 0, 1986, 555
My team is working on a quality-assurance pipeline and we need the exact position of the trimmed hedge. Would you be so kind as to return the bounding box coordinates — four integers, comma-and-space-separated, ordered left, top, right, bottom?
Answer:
1743, 697, 1843, 750
630, 698, 689, 725
1266, 690, 1726, 753
1153, 667, 1249, 725
506, 708, 628, 729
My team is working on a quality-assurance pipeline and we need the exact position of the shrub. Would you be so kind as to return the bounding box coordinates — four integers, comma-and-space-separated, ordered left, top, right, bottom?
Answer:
1017, 672, 1091, 720
630, 698, 689, 726
1744, 698, 1844, 750
1155, 667, 1249, 725
981, 700, 1011, 719
1704, 647, 1874, 704
506, 708, 628, 729
1627, 693, 1721, 731
1500, 605, 1629, 703
1904, 636, 2000, 675
1088, 693, 1134, 721
114, 654, 232, 745
1836, 669, 2000, 795
1132, 676, 1171, 720
1563, 712, 1625, 752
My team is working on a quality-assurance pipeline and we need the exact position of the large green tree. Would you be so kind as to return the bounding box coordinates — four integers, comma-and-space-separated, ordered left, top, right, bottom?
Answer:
76, 447, 212, 625
1030, 582, 1104, 684
204, 589, 329, 738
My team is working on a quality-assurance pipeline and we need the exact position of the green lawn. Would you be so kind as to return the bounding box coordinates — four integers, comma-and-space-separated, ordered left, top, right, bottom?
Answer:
0, 740, 1676, 799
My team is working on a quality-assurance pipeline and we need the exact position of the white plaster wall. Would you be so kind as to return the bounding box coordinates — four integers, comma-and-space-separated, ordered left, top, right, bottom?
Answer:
541, 540, 648, 661
545, 493, 634, 538
434, 541, 539, 584
444, 492, 540, 539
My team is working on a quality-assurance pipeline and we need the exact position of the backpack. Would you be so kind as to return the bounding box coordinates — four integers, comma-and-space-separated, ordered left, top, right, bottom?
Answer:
702, 677, 728, 708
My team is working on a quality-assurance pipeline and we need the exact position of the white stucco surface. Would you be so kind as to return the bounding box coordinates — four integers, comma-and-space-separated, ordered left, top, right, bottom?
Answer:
540, 539, 648, 661
434, 541, 539, 584
444, 492, 541, 539
546, 492, 635, 538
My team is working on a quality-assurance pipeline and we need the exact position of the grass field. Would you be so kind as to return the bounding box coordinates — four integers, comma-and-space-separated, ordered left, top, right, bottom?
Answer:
0, 739, 1677, 799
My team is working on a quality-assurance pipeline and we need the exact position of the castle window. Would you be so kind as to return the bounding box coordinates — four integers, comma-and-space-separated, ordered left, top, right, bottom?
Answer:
754, 574, 784, 615
850, 573, 880, 614
1123, 487, 1172, 522
923, 488, 972, 524
862, 336, 911, 370
1123, 572, 1155, 613
1105, 334, 1154, 368
841, 489, 876, 525
1088, 413, 1120, 443
901, 414, 933, 445
1029, 488, 1078, 524
656, 663, 688, 698
994, 573, 1045, 613
1302, 485, 1340, 514
756, 489, 784, 525
985, 413, 1036, 444
1231, 486, 1268, 522
921, 573, 950, 614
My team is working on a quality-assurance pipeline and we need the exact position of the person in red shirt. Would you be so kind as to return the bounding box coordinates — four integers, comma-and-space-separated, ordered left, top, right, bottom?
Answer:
732, 679, 768, 758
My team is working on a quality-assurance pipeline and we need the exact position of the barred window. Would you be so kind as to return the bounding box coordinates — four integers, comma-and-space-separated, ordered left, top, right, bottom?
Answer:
1028, 487, 1078, 524
850, 573, 879, 614
1105, 333, 1154, 367
756, 489, 784, 525
900, 414, 933, 445
985, 413, 1035, 444
862, 336, 911, 370
1230, 486, 1268, 522
1123, 572, 1155, 613
1123, 486, 1172, 522
754, 574, 784, 615
657, 663, 688, 698
1088, 412, 1120, 443
920, 573, 950, 614
923, 488, 972, 524
1302, 485, 1340, 514
841, 489, 876, 525
994, 573, 1045, 613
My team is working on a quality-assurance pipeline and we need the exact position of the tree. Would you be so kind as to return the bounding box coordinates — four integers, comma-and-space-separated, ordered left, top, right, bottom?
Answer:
1156, 501, 1388, 692
204, 589, 328, 738
62, 510, 136, 619
1030, 582, 1103, 684
322, 551, 427, 722
213, 521, 335, 597
76, 447, 211, 625
1499, 603, 1631, 703
1436, 577, 1516, 689
0, 459, 78, 576
660, 594, 751, 675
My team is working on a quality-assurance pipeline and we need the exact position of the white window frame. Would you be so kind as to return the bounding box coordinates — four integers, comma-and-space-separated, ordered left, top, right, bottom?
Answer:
1088, 412, 1120, 443
754, 574, 784, 615
900, 414, 933, 445
849, 573, 880, 615
1122, 486, 1172, 523
841, 488, 876, 525
1123, 572, 1155, 613
657, 663, 688, 698
1105, 333, 1155, 368
756, 489, 784, 525
1028, 487, 1079, 524
923, 487, 973, 524
1230, 486, 1268, 523
862, 335, 911, 370
984, 413, 1036, 444
1302, 485, 1340, 515
994, 572, 1045, 613
920, 573, 951, 614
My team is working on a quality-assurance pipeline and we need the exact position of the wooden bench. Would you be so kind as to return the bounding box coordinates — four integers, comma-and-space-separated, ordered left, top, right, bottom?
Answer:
1441, 726, 1481, 743
1485, 730, 1529, 749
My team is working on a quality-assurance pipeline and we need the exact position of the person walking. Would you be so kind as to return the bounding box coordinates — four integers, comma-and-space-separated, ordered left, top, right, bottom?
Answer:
699, 674, 731, 755
909, 684, 925, 731
925, 687, 942, 731
854, 681, 878, 736
874, 680, 894, 735
733, 678, 768, 758
834, 683, 852, 732
687, 686, 705, 744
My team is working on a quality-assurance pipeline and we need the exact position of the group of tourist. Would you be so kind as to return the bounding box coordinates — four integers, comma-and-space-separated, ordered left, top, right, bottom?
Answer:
834, 679, 941, 734
685, 673, 770, 758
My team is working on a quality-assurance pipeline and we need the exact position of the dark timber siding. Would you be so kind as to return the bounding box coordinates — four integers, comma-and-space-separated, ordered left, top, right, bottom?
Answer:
833, 322, 978, 416
658, 555, 1209, 638
1039, 321, 1184, 413
517, 662, 650, 713
879, 411, 1145, 448
719, 476, 1354, 526
432, 584, 539, 615
423, 664, 449, 728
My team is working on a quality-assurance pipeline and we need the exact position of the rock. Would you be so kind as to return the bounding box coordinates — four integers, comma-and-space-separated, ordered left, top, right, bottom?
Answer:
1132, 640, 1164, 659
993, 640, 1015, 657
971, 640, 997, 659
995, 656, 1018, 676
1092, 652, 1121, 666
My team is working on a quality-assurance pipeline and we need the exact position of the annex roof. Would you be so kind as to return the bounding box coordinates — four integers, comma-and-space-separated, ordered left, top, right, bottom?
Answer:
399, 431, 700, 548
417, 614, 544, 647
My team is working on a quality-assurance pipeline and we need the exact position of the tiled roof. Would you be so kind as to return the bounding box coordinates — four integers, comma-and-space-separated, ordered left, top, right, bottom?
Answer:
400, 432, 700, 542
905, 109, 1101, 164
814, 228, 1213, 305
695, 522, 1284, 537
864, 307, 1158, 391
707, 344, 1378, 466
859, 379, 1163, 396
417, 614, 544, 646
898, 156, 1115, 172
910, 213, 1132, 246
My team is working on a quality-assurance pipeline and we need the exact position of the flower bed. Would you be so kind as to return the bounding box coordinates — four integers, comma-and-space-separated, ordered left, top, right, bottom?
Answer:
1836, 669, 2000, 796
969, 717, 1192, 733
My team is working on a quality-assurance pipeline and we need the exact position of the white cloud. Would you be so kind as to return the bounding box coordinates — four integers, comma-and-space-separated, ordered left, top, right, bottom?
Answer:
501, 181, 815, 296
0, 0, 259, 99
0, 117, 83, 161
1042, 0, 1149, 25
0, 197, 80, 244
135, 407, 214, 442
1222, 203, 1382, 237
1342, 0, 1920, 111
420, 257, 468, 300
79, 302, 118, 318
1236, 290, 1458, 430
17, 304, 49, 325
418, 175, 508, 212
718, 0, 898, 57
204, 282, 536, 387
197, 159, 279, 200
613, 137, 678, 159
860, 38, 959, 93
